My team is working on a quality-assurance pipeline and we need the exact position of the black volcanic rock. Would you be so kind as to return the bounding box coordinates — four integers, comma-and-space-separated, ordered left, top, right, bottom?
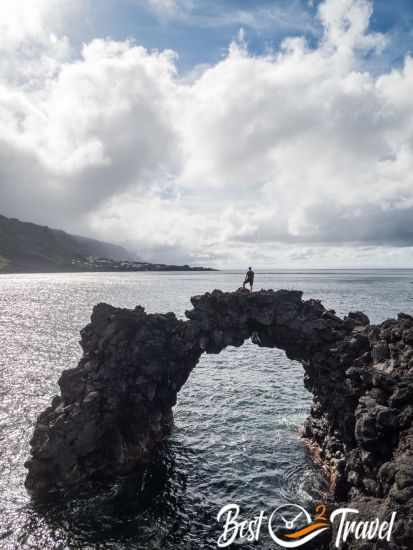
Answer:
25, 288, 413, 549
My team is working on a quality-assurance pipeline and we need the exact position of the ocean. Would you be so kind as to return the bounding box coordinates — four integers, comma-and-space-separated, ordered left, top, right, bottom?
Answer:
1, 269, 412, 549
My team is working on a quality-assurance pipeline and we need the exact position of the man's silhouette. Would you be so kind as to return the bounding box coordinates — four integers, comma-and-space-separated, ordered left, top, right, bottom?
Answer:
243, 267, 254, 292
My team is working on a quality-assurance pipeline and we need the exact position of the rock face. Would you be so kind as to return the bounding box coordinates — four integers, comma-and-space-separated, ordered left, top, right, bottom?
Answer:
25, 289, 413, 548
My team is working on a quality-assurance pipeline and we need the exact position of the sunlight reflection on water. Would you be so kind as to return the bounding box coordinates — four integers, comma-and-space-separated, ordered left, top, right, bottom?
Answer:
1, 270, 412, 548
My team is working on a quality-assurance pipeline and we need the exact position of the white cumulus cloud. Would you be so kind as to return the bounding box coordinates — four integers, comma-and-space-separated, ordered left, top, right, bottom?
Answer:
1, 0, 413, 267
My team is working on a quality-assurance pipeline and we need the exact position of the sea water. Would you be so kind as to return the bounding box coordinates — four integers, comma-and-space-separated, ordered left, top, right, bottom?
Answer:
1, 269, 412, 549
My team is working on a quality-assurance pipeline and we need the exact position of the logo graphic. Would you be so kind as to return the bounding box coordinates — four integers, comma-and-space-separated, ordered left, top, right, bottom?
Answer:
216, 502, 397, 548
268, 504, 330, 548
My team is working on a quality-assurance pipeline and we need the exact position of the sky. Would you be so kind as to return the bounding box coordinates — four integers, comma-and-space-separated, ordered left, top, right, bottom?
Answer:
1, 0, 413, 268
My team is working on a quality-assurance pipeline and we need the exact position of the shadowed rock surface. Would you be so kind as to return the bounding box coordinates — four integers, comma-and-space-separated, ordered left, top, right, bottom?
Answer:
25, 288, 413, 549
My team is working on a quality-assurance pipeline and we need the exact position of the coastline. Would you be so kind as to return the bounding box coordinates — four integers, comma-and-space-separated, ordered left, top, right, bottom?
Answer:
0, 266, 218, 274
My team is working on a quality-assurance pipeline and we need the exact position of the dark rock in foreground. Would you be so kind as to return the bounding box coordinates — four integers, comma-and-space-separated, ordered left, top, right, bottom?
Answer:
25, 289, 413, 548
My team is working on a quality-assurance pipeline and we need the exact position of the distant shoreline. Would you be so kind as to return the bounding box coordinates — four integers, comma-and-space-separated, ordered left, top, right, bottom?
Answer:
0, 266, 218, 274
0, 213, 217, 275
3, 267, 413, 275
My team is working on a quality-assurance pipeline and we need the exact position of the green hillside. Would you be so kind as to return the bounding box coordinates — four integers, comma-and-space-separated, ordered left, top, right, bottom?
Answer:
0, 214, 130, 273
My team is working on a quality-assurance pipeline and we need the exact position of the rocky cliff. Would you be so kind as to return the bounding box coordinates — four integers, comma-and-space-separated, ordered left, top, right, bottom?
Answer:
25, 289, 413, 548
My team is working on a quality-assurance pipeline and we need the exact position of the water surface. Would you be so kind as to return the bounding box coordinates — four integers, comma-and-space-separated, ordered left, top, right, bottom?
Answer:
1, 269, 412, 549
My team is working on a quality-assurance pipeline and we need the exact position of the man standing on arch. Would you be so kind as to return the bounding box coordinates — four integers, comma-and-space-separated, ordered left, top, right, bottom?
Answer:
243, 267, 254, 292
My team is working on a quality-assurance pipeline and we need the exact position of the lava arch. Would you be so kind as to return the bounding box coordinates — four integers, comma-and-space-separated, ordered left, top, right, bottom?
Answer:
25, 288, 413, 548
25, 289, 364, 495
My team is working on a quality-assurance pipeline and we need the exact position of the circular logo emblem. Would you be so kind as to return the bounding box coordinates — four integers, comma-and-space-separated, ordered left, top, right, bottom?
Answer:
268, 503, 328, 548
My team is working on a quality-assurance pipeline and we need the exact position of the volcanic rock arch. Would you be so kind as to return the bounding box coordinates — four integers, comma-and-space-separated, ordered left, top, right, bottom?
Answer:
25, 288, 413, 548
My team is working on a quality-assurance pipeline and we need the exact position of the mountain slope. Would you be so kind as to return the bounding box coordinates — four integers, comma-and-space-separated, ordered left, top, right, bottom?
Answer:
0, 214, 130, 272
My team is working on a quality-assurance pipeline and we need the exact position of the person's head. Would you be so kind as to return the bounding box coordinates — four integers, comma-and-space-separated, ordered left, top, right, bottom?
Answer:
248, 267, 252, 270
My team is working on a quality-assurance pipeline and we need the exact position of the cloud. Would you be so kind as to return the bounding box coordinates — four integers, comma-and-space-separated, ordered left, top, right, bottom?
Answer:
319, 0, 388, 56
147, 0, 179, 16
0, 0, 66, 49
0, 35, 182, 229
1, 0, 413, 267
136, 0, 191, 19
139, 0, 320, 36
0, 0, 80, 84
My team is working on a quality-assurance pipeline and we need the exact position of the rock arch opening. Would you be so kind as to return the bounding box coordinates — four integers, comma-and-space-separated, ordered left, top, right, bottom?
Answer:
174, 338, 324, 506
